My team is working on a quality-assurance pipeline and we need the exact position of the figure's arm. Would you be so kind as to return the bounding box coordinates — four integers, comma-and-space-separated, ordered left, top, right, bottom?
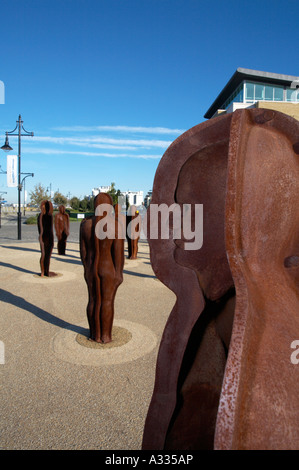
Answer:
79, 220, 87, 269
113, 221, 124, 285
135, 214, 141, 239
54, 214, 58, 235
38, 213, 43, 238
66, 214, 70, 236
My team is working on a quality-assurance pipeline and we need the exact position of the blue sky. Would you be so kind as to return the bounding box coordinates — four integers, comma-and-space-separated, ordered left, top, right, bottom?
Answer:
0, 0, 298, 204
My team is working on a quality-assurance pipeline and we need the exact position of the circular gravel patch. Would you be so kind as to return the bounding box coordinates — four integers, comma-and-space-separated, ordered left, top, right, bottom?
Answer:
76, 325, 132, 349
51, 319, 157, 366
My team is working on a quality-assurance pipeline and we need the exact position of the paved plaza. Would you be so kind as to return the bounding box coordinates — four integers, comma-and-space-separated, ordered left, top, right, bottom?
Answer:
0, 213, 176, 450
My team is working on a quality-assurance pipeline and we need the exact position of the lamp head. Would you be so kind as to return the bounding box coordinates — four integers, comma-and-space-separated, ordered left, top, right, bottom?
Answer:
1, 136, 13, 152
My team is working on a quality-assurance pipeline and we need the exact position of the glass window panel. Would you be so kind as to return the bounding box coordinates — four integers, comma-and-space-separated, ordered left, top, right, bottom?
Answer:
245, 82, 254, 100
274, 86, 283, 101
286, 88, 296, 101
265, 85, 273, 100
255, 84, 264, 100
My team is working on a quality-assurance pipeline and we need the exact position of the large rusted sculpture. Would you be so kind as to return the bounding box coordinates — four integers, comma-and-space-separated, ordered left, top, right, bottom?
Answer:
54, 205, 70, 255
126, 205, 141, 259
38, 200, 55, 277
80, 193, 124, 343
142, 108, 299, 450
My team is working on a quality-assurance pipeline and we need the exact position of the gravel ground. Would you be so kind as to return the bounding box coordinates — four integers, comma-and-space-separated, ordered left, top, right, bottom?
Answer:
0, 216, 176, 451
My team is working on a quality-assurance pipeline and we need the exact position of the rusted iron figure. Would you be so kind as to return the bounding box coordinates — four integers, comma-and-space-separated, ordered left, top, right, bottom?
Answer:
142, 108, 299, 450
126, 205, 141, 259
80, 193, 124, 343
114, 203, 126, 240
54, 205, 70, 255
38, 200, 54, 277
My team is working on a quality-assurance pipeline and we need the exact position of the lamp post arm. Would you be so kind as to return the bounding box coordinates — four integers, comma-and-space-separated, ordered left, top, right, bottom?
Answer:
21, 173, 34, 216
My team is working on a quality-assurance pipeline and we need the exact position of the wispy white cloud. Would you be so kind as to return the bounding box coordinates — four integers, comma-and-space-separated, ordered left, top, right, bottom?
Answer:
23, 147, 161, 159
25, 135, 171, 149
52, 125, 185, 135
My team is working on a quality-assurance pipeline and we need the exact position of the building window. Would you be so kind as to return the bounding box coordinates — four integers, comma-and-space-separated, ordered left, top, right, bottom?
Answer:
244, 82, 287, 103
255, 84, 264, 100
223, 84, 244, 109
265, 85, 273, 100
286, 88, 299, 102
245, 82, 254, 100
274, 86, 284, 101
223, 80, 298, 111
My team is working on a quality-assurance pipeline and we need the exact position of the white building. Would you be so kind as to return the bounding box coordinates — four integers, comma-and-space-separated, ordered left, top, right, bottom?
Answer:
144, 190, 152, 208
91, 186, 143, 207
92, 185, 112, 197
204, 68, 299, 120
122, 190, 144, 207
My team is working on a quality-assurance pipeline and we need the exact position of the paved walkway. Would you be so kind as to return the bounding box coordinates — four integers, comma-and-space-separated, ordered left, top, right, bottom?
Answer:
0, 220, 176, 450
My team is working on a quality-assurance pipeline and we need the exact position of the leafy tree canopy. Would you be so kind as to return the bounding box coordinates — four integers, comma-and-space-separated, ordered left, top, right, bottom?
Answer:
53, 191, 67, 206
29, 183, 49, 206
107, 182, 123, 205
70, 196, 80, 211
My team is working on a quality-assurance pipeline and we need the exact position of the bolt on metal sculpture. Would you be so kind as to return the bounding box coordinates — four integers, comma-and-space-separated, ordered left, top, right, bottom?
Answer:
126, 205, 141, 259
142, 108, 299, 450
38, 200, 55, 277
54, 205, 70, 255
80, 193, 124, 343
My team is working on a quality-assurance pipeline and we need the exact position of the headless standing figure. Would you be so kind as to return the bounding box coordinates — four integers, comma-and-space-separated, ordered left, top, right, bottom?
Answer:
38, 200, 55, 277
80, 193, 124, 343
54, 205, 70, 255
126, 205, 141, 259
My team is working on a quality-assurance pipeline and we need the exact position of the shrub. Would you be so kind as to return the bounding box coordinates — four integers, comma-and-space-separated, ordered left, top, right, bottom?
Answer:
25, 215, 38, 225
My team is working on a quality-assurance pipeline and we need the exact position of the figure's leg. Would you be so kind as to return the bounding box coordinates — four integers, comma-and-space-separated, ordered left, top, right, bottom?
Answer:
44, 242, 53, 276
57, 238, 66, 255
85, 275, 97, 341
92, 273, 102, 343
126, 236, 131, 258
100, 276, 118, 343
40, 243, 45, 277
59, 232, 67, 255
130, 239, 138, 259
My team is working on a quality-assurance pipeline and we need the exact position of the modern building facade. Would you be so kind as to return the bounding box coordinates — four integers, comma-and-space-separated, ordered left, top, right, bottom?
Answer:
92, 185, 112, 197
91, 186, 143, 207
144, 190, 152, 208
204, 68, 299, 121
122, 190, 144, 207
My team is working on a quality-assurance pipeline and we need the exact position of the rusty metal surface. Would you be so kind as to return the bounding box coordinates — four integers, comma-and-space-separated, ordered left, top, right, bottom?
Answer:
142, 109, 299, 450
54, 205, 70, 255
126, 205, 141, 260
38, 200, 54, 277
79, 193, 124, 344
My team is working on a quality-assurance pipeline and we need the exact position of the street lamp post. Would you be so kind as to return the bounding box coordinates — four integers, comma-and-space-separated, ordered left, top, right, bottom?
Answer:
1, 115, 34, 240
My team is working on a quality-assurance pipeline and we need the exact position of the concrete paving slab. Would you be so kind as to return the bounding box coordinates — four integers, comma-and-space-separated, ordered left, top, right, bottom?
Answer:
0, 235, 176, 450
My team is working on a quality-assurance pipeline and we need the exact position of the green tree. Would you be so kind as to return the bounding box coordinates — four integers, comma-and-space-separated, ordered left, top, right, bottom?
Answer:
53, 191, 67, 206
70, 196, 80, 211
79, 197, 88, 212
87, 197, 94, 212
107, 182, 122, 205
29, 183, 49, 206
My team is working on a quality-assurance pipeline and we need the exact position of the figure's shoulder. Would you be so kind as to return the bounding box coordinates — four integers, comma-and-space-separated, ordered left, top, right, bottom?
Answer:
80, 216, 93, 232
